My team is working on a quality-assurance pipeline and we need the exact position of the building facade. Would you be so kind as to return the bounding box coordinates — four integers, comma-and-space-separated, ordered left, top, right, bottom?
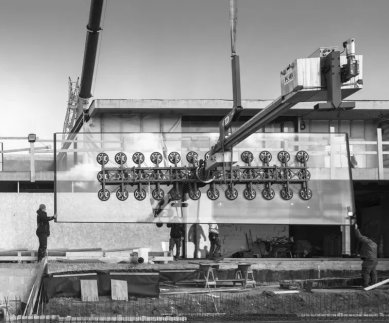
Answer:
1, 99, 389, 258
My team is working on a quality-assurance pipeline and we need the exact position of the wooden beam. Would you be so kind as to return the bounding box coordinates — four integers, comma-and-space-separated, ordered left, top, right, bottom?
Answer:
364, 278, 389, 291
24, 258, 47, 315
273, 290, 300, 295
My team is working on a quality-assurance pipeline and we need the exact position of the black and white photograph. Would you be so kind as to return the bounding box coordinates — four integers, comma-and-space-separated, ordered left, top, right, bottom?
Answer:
0, 0, 388, 321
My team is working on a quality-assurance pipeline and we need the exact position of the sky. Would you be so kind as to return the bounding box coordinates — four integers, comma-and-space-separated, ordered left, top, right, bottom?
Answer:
0, 0, 389, 142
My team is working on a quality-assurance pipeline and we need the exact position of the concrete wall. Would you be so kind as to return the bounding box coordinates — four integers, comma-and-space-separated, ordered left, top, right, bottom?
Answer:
0, 264, 37, 302
0, 193, 170, 252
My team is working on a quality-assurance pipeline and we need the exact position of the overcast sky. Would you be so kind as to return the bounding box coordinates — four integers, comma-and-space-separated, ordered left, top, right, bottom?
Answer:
1, 0, 388, 141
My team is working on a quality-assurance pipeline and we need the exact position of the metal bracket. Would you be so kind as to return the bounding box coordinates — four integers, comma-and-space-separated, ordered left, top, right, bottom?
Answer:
217, 55, 243, 145
314, 50, 356, 111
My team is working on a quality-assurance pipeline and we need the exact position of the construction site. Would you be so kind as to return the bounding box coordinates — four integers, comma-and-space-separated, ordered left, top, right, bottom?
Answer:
1, 0, 389, 322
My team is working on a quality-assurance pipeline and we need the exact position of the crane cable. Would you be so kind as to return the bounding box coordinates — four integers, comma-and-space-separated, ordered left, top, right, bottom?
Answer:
225, 0, 238, 190
196, 1, 238, 186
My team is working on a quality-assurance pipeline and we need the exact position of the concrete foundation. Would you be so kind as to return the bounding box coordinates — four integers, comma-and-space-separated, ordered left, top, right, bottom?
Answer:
1, 258, 388, 302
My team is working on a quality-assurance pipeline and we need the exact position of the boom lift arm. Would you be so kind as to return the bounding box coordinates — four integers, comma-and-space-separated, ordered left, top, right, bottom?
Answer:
204, 36, 362, 173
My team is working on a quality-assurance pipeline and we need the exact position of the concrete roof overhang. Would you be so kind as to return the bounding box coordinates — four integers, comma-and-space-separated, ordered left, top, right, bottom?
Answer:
88, 99, 389, 121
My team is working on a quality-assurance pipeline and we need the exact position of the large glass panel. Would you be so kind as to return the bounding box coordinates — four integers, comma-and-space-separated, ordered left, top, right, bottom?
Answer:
55, 132, 353, 225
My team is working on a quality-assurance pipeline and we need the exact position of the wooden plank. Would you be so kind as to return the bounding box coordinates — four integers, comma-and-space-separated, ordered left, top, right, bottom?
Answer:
65, 248, 103, 252
150, 256, 173, 263
273, 290, 300, 295
110, 272, 158, 276
163, 288, 242, 295
80, 280, 99, 302
364, 278, 389, 291
103, 247, 139, 252
24, 258, 47, 315
111, 280, 128, 301
216, 279, 245, 283
66, 251, 104, 259
53, 273, 97, 278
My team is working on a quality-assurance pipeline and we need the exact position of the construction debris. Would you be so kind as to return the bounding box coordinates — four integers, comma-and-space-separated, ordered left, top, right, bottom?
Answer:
280, 277, 362, 291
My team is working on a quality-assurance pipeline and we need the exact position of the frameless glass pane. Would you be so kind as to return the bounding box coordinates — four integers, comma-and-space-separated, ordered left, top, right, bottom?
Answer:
55, 132, 353, 225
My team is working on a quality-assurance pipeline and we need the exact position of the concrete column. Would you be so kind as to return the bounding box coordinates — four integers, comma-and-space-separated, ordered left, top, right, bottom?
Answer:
377, 128, 384, 179
30, 142, 35, 182
379, 120, 389, 166
341, 225, 351, 255
330, 127, 335, 179
380, 193, 389, 257
0, 142, 3, 171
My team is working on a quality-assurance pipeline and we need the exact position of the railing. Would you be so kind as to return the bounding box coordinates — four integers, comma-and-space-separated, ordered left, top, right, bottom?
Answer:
1, 129, 389, 181
0, 137, 54, 181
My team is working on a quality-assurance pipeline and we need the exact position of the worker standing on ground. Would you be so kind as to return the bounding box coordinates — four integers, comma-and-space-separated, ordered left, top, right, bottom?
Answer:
167, 223, 185, 260
208, 223, 221, 259
354, 222, 378, 287
36, 204, 55, 262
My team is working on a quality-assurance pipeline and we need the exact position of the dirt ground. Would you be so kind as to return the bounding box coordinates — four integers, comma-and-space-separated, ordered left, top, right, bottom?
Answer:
42, 284, 389, 319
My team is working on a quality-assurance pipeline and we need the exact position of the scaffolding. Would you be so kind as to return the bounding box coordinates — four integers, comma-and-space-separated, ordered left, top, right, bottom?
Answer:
62, 77, 80, 140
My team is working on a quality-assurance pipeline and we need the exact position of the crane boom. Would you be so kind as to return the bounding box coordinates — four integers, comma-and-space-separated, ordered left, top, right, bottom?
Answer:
77, 0, 104, 116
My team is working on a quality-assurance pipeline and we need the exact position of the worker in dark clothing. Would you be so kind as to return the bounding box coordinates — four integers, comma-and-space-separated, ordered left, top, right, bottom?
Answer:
167, 223, 185, 260
354, 223, 378, 287
208, 223, 221, 259
36, 204, 55, 262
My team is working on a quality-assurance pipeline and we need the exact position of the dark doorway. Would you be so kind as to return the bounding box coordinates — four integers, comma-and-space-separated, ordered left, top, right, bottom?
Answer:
353, 181, 389, 258
290, 225, 342, 257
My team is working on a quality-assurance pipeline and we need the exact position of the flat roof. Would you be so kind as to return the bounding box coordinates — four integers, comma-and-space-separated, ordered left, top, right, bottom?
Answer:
89, 99, 389, 120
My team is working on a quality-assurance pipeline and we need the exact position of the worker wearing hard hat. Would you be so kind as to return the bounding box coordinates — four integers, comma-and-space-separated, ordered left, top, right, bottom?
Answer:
36, 204, 56, 262
354, 223, 378, 287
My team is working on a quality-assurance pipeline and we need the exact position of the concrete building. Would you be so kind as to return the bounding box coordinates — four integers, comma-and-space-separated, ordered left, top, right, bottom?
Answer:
1, 99, 389, 258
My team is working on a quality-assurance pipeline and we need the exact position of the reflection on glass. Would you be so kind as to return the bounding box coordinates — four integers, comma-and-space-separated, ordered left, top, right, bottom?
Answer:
55, 132, 353, 225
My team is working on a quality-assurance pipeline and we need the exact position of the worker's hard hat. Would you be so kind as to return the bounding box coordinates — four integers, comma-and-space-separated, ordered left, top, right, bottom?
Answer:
39, 204, 46, 210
